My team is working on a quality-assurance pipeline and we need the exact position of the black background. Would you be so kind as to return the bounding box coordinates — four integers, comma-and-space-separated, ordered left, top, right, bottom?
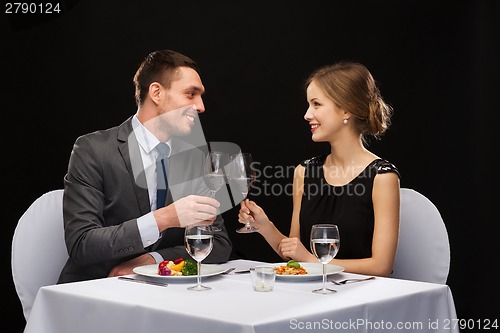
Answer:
2, 1, 498, 331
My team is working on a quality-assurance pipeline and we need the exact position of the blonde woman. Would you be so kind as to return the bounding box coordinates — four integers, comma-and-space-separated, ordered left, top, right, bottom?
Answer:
239, 62, 400, 277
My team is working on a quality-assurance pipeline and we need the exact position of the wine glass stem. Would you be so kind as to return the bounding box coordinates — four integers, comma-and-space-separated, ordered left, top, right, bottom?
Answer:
197, 261, 201, 287
240, 195, 252, 230
322, 263, 327, 290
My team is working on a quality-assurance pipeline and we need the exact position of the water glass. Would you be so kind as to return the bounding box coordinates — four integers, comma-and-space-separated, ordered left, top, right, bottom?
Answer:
250, 266, 276, 292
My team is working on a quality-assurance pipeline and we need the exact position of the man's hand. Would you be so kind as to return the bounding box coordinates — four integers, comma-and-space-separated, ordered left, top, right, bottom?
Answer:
108, 253, 155, 277
155, 195, 220, 230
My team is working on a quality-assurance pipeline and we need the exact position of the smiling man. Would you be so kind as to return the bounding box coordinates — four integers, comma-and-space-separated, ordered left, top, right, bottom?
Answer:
58, 50, 232, 284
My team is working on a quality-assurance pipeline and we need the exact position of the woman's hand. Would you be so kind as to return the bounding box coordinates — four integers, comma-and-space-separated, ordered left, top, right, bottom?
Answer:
278, 237, 316, 262
238, 199, 271, 231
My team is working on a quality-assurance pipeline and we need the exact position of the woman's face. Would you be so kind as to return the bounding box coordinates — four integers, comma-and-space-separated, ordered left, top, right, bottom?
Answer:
304, 80, 345, 142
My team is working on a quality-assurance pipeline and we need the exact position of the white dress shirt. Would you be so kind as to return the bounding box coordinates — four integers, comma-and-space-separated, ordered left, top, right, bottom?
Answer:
131, 115, 171, 263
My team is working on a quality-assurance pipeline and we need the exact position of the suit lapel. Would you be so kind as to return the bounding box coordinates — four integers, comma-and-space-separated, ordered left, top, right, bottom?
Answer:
117, 117, 151, 215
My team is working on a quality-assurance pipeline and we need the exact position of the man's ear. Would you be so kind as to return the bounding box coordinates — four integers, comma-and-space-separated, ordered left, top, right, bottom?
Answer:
148, 82, 162, 105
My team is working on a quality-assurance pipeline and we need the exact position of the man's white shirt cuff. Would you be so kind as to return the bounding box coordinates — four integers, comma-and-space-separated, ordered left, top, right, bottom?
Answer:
137, 212, 161, 248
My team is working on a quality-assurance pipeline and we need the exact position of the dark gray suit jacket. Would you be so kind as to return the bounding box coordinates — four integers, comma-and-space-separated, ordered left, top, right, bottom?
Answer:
58, 116, 232, 283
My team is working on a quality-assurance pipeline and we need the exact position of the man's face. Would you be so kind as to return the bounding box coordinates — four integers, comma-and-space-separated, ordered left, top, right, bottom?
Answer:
157, 66, 206, 138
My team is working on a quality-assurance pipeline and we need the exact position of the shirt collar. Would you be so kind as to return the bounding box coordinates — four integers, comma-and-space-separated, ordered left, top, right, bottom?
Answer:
132, 114, 172, 156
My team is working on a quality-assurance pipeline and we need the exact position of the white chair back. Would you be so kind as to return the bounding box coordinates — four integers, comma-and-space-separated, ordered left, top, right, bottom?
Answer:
11, 189, 68, 320
391, 188, 450, 284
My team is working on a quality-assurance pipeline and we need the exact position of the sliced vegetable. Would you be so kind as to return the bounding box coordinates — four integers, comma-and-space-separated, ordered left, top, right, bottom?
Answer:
181, 260, 198, 276
170, 260, 186, 272
158, 260, 172, 276
173, 257, 184, 265
159, 260, 170, 270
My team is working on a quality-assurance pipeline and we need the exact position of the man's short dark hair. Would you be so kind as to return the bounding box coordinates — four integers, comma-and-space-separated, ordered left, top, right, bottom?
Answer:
133, 50, 200, 106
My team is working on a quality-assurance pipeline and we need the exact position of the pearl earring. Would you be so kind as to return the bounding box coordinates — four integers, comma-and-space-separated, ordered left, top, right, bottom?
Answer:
343, 119, 348, 125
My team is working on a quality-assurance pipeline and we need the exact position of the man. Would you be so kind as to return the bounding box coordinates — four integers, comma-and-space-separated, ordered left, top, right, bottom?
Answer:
58, 50, 232, 283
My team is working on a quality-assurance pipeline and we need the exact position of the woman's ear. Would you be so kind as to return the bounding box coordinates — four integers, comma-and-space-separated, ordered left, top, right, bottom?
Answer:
343, 104, 355, 119
340, 107, 350, 118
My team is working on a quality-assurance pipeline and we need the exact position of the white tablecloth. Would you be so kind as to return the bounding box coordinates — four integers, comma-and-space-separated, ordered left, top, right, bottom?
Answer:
24, 260, 459, 333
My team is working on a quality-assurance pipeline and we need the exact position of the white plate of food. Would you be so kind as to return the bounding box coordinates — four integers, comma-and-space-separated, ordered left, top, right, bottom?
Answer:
133, 264, 226, 280
273, 262, 344, 281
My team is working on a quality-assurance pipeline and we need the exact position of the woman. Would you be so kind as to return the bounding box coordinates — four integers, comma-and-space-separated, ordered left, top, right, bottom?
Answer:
239, 62, 400, 276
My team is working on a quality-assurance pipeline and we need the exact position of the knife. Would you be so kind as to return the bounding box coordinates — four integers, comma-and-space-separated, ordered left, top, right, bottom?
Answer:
118, 276, 168, 287
233, 269, 251, 274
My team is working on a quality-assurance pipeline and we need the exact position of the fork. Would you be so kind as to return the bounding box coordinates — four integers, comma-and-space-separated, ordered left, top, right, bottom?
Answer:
221, 267, 235, 275
330, 276, 375, 285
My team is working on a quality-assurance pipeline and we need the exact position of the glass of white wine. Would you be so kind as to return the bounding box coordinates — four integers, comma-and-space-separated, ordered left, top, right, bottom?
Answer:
202, 151, 228, 232
228, 152, 257, 233
310, 224, 340, 294
185, 225, 214, 291
203, 151, 227, 198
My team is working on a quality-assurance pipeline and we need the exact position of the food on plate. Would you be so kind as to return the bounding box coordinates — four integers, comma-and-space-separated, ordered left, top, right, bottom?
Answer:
158, 257, 197, 276
286, 259, 301, 269
158, 260, 172, 276
275, 260, 308, 275
181, 260, 197, 276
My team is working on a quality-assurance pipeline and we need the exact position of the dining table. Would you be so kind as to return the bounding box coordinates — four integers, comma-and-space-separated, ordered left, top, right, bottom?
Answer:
24, 259, 459, 333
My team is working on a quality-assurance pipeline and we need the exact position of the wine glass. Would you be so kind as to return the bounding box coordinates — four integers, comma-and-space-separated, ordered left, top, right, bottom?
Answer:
228, 153, 257, 233
202, 151, 228, 232
310, 224, 340, 294
203, 151, 227, 198
185, 225, 214, 291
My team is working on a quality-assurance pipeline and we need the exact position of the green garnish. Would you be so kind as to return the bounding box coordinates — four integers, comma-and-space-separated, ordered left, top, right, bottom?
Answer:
286, 260, 300, 269
181, 259, 198, 276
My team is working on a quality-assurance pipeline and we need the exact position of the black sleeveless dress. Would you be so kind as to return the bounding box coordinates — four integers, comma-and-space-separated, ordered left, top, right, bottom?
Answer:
299, 155, 400, 259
